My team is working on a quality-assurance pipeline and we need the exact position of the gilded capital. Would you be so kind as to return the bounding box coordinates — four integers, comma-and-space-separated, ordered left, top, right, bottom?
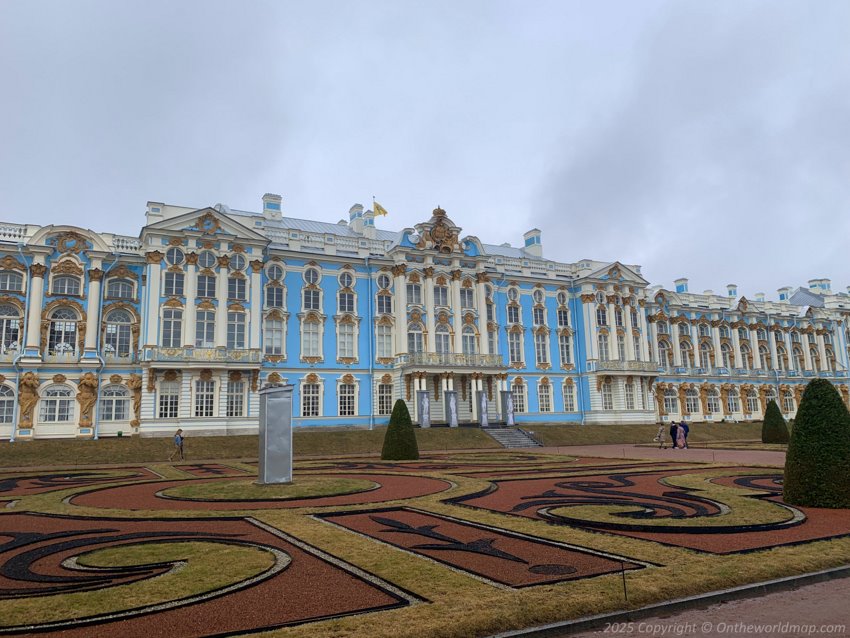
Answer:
30, 263, 47, 278
423, 266, 434, 278
451, 269, 462, 281
391, 264, 407, 277
250, 259, 264, 274
217, 255, 230, 268
88, 268, 104, 282
185, 252, 198, 265
145, 251, 164, 265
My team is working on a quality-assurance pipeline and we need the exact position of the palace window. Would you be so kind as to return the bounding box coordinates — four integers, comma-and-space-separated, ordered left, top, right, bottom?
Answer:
657, 322, 668, 334
304, 268, 320, 285
486, 302, 495, 322
228, 276, 246, 301
699, 343, 712, 368
757, 328, 767, 341
758, 345, 770, 369
0, 271, 22, 292
0, 304, 20, 354
435, 324, 451, 354
633, 334, 642, 361
782, 390, 795, 413
538, 383, 552, 412
680, 341, 693, 366
507, 305, 520, 324
434, 285, 448, 307
227, 380, 245, 417
460, 288, 474, 308
678, 323, 690, 336
338, 291, 354, 313
557, 308, 569, 327
488, 330, 498, 355
339, 271, 354, 288
597, 333, 609, 361
563, 384, 575, 411
226, 312, 246, 349
48, 307, 78, 355
617, 333, 626, 361
507, 288, 519, 302
721, 343, 733, 368
601, 379, 613, 410
100, 385, 129, 421
406, 283, 422, 305
229, 254, 246, 271
463, 326, 478, 355
596, 306, 607, 326
106, 278, 134, 299
302, 319, 321, 358
338, 322, 355, 359
726, 388, 740, 413
625, 381, 635, 410
532, 289, 544, 304
158, 381, 180, 419
267, 264, 284, 281
265, 285, 285, 308
377, 383, 393, 415
776, 345, 787, 371
719, 325, 730, 339
163, 272, 184, 297
559, 333, 572, 365
39, 385, 74, 422
0, 385, 13, 423
508, 331, 522, 364
658, 340, 672, 366
556, 291, 568, 305
303, 288, 320, 310
408, 323, 424, 354
263, 317, 284, 356
194, 380, 215, 417
197, 274, 216, 298
533, 307, 545, 326
663, 388, 678, 413
375, 324, 392, 358
377, 273, 391, 290
745, 389, 759, 414
685, 389, 700, 414
53, 275, 81, 296
198, 251, 216, 269
630, 309, 639, 328
615, 307, 624, 327
377, 292, 392, 314
301, 383, 320, 417
104, 309, 133, 357
740, 344, 752, 370
511, 383, 526, 413
339, 383, 355, 417
699, 323, 710, 337
706, 389, 720, 414
196, 310, 216, 348
165, 248, 184, 266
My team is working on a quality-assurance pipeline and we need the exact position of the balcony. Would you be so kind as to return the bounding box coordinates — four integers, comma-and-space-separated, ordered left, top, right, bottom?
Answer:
394, 352, 506, 369
593, 360, 659, 373
142, 346, 262, 364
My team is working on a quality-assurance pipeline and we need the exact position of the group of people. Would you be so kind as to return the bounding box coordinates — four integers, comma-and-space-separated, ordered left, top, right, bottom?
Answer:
654, 421, 689, 449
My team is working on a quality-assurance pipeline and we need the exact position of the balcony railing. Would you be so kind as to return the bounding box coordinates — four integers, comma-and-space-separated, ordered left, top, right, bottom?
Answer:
142, 346, 262, 363
593, 360, 659, 373
394, 352, 505, 368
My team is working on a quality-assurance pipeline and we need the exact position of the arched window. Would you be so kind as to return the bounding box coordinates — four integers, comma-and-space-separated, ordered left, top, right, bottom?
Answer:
106, 279, 134, 299
104, 308, 133, 357
791, 331, 800, 343
100, 385, 129, 421
721, 343, 733, 369
600, 378, 613, 410
698, 324, 710, 338
758, 345, 771, 369
53, 276, 81, 296
776, 345, 787, 371
563, 383, 576, 411
826, 347, 836, 372
598, 333, 609, 362
614, 307, 623, 327
745, 388, 759, 414
0, 385, 14, 423
0, 304, 20, 354
617, 333, 626, 361
0, 271, 23, 292
782, 389, 795, 413
756, 328, 767, 341
657, 321, 668, 334
685, 389, 700, 414
664, 387, 678, 413
435, 324, 451, 354
706, 389, 720, 414
463, 326, 478, 355
48, 307, 78, 356
511, 381, 526, 413
678, 323, 690, 336
538, 381, 552, 412
719, 325, 730, 339
740, 343, 752, 370
793, 346, 805, 371
39, 385, 74, 422
407, 323, 424, 354
764, 387, 777, 408
596, 306, 607, 326
680, 341, 693, 367
810, 347, 820, 370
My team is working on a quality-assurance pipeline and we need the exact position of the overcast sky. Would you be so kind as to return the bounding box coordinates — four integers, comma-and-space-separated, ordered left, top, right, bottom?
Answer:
1, 0, 848, 298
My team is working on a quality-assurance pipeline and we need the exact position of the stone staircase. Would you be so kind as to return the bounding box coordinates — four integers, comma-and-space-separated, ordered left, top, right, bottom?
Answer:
483, 427, 542, 448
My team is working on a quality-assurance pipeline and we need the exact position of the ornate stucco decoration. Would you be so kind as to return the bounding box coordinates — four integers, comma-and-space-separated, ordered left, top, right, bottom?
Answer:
197, 212, 221, 235
40, 299, 87, 354
53, 231, 92, 255
0, 256, 25, 271
77, 372, 99, 427
145, 251, 164, 264
126, 373, 142, 427
18, 372, 40, 427
52, 260, 84, 276
414, 207, 463, 254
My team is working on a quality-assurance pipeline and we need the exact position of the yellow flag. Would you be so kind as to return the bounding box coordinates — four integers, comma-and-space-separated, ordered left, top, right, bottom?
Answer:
373, 201, 389, 217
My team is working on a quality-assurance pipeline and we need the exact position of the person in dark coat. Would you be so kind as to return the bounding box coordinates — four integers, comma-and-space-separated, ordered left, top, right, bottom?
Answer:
669, 422, 679, 449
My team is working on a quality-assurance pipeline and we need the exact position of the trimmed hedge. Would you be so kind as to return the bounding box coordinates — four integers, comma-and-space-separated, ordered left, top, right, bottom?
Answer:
761, 399, 790, 444
381, 399, 419, 461
783, 379, 850, 508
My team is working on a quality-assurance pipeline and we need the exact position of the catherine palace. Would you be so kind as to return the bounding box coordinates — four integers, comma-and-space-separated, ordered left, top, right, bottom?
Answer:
1, 194, 848, 439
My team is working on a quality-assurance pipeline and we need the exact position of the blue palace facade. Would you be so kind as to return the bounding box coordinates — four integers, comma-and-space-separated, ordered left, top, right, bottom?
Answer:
1, 194, 849, 439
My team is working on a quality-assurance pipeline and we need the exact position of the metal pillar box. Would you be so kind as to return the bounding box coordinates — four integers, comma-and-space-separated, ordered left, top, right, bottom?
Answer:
258, 384, 294, 484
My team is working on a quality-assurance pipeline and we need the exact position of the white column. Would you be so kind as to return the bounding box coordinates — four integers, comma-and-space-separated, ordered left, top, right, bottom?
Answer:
624, 304, 636, 360
768, 328, 778, 370
451, 270, 463, 354
215, 256, 228, 347
732, 326, 743, 368
84, 260, 103, 353
749, 328, 760, 368
250, 261, 262, 349
785, 332, 795, 371
584, 296, 598, 360
470, 376, 479, 422
424, 268, 435, 353
184, 256, 197, 347
712, 326, 723, 369
145, 254, 162, 346
817, 332, 828, 371
803, 336, 814, 370
476, 273, 489, 355
411, 374, 420, 421
648, 319, 658, 364
638, 305, 650, 362
393, 265, 407, 355
25, 260, 46, 351
672, 325, 683, 366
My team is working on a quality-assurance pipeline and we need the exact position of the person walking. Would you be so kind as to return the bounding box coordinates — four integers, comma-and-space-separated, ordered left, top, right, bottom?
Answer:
168, 428, 185, 461
680, 420, 690, 449
676, 422, 687, 449
669, 422, 679, 449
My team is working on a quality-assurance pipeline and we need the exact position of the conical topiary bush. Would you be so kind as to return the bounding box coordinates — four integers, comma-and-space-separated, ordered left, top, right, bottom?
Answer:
381, 399, 419, 461
762, 399, 790, 444
783, 379, 850, 508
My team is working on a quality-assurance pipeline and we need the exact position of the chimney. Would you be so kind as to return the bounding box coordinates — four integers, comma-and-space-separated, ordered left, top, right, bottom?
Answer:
523, 229, 542, 258
778, 286, 792, 302
821, 278, 832, 292
755, 292, 765, 302
262, 193, 282, 221
808, 279, 820, 291
348, 203, 364, 235
674, 278, 688, 293
727, 284, 737, 297
146, 201, 164, 224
